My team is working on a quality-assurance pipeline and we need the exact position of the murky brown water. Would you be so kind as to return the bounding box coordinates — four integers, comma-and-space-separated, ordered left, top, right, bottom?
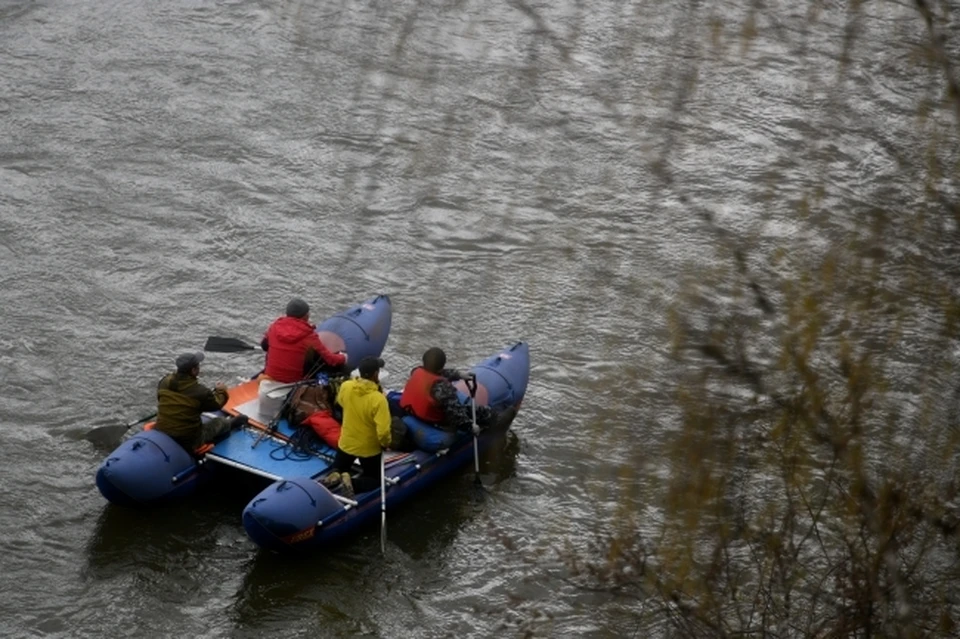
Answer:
1, 1, 956, 636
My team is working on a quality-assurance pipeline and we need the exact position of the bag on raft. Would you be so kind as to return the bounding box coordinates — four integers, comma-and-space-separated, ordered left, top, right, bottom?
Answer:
288, 384, 341, 448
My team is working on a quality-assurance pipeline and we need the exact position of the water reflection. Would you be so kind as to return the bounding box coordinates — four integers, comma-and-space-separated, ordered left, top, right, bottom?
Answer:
84, 428, 518, 590
229, 430, 520, 629
83, 471, 267, 579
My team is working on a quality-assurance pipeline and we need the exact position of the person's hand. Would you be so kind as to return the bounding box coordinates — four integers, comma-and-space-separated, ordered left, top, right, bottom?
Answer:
215, 382, 227, 391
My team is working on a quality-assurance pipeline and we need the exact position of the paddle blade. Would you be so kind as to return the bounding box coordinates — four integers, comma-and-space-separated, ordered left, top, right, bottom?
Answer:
85, 412, 157, 450
204, 336, 259, 353
85, 424, 133, 450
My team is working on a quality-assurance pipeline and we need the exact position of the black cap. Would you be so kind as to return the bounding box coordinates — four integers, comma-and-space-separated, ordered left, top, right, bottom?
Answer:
285, 298, 309, 318
357, 356, 385, 379
175, 352, 204, 372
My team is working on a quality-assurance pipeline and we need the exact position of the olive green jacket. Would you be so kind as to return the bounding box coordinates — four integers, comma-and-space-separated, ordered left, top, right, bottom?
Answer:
154, 373, 228, 441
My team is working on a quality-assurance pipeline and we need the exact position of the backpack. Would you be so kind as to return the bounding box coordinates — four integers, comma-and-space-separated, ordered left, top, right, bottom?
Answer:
288, 384, 331, 420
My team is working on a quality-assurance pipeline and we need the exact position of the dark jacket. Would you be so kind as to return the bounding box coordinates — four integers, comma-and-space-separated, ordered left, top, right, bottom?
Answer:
429, 369, 472, 432
154, 373, 228, 442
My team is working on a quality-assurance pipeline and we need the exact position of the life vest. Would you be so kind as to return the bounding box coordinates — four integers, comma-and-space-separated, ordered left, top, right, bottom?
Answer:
399, 367, 445, 423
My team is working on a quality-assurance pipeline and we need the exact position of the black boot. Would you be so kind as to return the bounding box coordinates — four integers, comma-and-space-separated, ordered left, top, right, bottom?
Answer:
229, 414, 250, 430
477, 405, 518, 431
477, 407, 497, 429
493, 405, 518, 430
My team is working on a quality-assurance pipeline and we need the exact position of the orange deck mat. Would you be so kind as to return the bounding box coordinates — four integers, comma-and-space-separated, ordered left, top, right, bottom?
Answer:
222, 379, 270, 429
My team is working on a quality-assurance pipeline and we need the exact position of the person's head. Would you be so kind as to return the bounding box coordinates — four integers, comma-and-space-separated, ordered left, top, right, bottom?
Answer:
175, 352, 204, 377
422, 347, 446, 374
285, 297, 310, 320
357, 356, 385, 382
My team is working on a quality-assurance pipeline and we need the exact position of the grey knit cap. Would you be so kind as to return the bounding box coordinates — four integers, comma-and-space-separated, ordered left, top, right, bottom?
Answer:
285, 298, 309, 318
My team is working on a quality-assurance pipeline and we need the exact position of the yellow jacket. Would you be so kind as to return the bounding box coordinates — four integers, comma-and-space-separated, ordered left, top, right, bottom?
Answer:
336, 378, 391, 457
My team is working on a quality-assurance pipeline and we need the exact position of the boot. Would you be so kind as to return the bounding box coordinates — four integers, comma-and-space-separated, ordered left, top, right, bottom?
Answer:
339, 472, 355, 498
477, 407, 497, 429
229, 414, 250, 430
493, 405, 518, 430
320, 472, 341, 489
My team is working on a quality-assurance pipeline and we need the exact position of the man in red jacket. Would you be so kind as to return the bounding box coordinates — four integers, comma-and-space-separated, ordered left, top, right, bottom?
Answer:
261, 298, 348, 383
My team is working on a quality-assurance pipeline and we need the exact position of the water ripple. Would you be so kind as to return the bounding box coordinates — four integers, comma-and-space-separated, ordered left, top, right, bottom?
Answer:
0, 0, 956, 637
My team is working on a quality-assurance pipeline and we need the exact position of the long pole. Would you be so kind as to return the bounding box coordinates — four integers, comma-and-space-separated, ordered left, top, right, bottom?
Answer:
468, 375, 481, 486
380, 451, 387, 555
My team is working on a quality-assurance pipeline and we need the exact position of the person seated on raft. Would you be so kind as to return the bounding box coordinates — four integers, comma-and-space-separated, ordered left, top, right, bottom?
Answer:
260, 297, 348, 383
399, 347, 516, 433
325, 356, 392, 498
154, 352, 248, 452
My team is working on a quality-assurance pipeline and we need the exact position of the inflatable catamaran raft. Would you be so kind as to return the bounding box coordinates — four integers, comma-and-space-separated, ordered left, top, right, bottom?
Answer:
95, 294, 529, 553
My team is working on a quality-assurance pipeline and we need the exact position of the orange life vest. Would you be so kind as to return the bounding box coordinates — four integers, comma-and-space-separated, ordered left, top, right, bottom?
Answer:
399, 367, 445, 423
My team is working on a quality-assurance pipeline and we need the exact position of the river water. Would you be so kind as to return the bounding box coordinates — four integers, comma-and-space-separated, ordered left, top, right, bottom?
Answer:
1, 1, 957, 637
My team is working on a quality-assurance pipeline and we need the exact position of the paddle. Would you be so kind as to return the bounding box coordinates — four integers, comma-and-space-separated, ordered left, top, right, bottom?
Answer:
380, 450, 387, 555
204, 336, 261, 353
85, 412, 157, 448
466, 374, 483, 487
